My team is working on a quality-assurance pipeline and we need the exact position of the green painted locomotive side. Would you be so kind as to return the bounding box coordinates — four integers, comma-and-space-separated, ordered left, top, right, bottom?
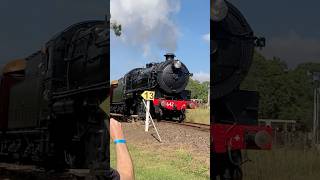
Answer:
112, 78, 125, 103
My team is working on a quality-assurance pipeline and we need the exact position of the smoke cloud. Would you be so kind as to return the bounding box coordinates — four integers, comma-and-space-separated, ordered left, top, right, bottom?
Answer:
110, 0, 181, 57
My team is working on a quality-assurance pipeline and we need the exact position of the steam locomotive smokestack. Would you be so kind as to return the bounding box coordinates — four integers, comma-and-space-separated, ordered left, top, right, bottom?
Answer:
164, 53, 175, 61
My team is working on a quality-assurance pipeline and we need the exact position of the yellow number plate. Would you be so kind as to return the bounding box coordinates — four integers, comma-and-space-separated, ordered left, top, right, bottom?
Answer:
141, 91, 155, 100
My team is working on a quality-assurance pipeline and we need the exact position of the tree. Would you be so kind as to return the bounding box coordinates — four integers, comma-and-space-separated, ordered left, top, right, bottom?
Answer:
241, 51, 320, 129
186, 78, 209, 103
111, 22, 122, 36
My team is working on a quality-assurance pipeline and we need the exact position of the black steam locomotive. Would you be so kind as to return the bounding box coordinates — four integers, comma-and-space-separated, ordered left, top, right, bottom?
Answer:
111, 53, 196, 122
0, 20, 110, 169
211, 0, 271, 179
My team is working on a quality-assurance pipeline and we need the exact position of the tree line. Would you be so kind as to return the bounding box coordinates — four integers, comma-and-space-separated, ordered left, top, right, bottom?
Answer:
186, 78, 209, 103
241, 52, 320, 129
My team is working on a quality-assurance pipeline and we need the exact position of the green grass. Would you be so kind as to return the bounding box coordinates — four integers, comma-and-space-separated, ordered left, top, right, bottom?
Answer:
185, 107, 210, 125
110, 143, 210, 180
242, 148, 320, 180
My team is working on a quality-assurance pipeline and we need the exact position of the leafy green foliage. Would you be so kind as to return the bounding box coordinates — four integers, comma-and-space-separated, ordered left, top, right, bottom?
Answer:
186, 78, 209, 103
111, 22, 122, 36
241, 51, 320, 129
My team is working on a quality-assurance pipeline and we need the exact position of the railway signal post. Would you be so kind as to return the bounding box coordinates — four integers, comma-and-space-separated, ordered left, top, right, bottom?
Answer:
141, 91, 162, 142
145, 100, 150, 131
141, 91, 154, 131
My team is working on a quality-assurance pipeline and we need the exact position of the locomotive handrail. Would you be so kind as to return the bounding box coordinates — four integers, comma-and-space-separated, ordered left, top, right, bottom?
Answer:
52, 86, 108, 99
52, 82, 109, 99
125, 87, 155, 94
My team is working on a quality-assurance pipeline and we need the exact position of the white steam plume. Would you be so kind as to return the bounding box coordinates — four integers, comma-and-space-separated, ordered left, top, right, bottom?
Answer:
111, 0, 181, 57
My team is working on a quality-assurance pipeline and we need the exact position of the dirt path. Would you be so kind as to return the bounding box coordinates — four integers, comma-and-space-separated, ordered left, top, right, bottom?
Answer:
122, 121, 210, 165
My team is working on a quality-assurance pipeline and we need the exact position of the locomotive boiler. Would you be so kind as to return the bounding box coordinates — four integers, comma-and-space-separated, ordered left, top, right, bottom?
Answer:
0, 20, 110, 170
111, 53, 196, 122
211, 0, 272, 179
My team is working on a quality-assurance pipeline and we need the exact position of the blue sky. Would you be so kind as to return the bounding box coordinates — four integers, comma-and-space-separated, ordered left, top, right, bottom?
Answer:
110, 0, 210, 81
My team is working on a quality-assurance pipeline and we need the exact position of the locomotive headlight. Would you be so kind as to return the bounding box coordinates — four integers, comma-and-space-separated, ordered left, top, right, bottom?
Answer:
188, 102, 195, 109
173, 60, 182, 69
254, 130, 272, 149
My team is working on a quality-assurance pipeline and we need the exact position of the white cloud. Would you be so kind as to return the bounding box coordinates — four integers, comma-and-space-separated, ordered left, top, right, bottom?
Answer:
111, 0, 181, 57
202, 32, 210, 43
192, 71, 210, 83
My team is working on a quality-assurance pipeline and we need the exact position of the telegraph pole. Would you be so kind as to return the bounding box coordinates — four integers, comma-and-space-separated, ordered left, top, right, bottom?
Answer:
313, 87, 318, 144
312, 72, 320, 145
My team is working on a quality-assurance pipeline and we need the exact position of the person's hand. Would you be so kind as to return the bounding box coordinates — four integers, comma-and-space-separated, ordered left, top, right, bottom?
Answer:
110, 118, 125, 141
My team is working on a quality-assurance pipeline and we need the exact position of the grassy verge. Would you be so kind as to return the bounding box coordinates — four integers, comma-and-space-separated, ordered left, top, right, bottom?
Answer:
185, 107, 210, 125
242, 148, 320, 180
110, 143, 210, 180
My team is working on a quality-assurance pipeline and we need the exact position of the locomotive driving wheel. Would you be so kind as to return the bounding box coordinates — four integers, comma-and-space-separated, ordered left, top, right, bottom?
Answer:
232, 166, 243, 180
136, 100, 146, 120
178, 110, 186, 123
225, 150, 243, 180
213, 150, 243, 180
155, 108, 163, 122
220, 166, 243, 180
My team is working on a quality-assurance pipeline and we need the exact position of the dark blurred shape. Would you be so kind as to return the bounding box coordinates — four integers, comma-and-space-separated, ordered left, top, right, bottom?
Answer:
2, 59, 26, 74
211, 1, 272, 179
211, 1, 254, 99
0, 20, 110, 170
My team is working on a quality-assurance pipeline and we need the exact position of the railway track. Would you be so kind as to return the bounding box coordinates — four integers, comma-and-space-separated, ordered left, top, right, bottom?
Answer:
111, 113, 210, 131
160, 120, 210, 131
